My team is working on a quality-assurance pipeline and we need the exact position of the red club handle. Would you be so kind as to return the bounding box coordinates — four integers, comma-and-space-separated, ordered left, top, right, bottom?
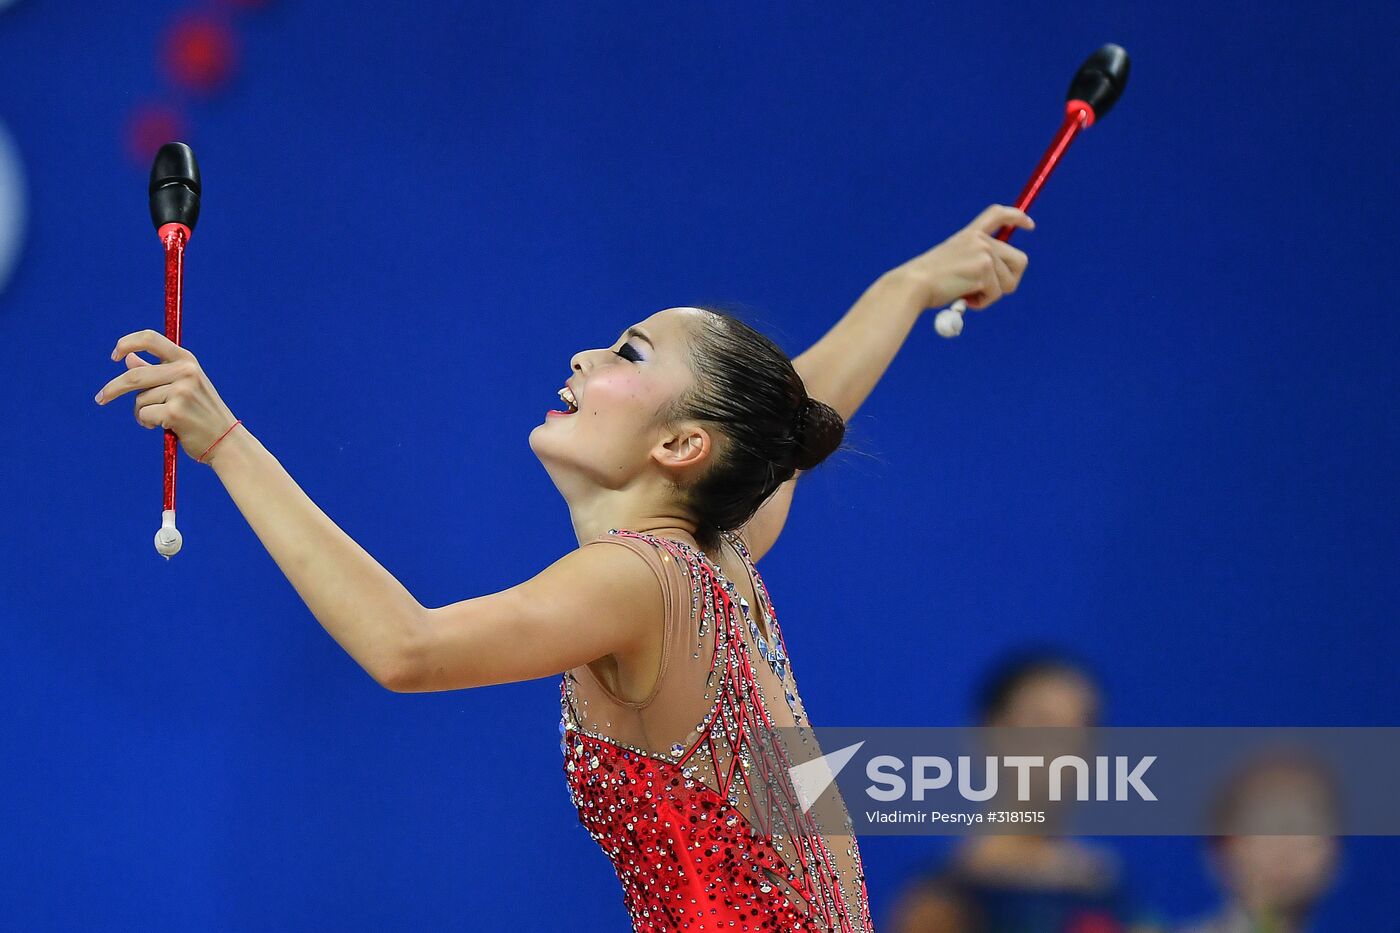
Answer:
991, 101, 1093, 243
160, 223, 187, 515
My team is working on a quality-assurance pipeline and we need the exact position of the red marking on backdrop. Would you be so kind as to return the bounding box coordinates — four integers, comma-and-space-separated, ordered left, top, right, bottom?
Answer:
126, 104, 187, 166
161, 12, 238, 94
124, 3, 271, 167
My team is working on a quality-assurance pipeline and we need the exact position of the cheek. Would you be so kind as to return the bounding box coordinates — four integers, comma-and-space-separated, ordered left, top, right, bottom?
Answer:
585, 375, 656, 417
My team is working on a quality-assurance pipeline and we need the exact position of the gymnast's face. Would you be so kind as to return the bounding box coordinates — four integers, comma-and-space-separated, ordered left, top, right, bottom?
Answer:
530, 306, 714, 495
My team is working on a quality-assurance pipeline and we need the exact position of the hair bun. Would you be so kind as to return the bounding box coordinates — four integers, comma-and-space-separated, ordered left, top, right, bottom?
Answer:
793, 397, 812, 434
790, 396, 844, 471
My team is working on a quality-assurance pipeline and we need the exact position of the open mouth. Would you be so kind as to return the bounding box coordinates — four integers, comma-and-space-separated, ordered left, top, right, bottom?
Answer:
549, 385, 579, 416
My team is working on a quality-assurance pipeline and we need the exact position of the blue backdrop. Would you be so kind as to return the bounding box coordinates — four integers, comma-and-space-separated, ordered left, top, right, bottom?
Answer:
2, 1, 1397, 929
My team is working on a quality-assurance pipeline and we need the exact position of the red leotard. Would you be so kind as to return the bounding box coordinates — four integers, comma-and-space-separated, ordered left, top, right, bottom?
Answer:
560, 528, 873, 931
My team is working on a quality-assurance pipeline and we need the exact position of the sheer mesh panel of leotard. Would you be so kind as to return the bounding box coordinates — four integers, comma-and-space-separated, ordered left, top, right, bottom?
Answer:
561, 528, 871, 930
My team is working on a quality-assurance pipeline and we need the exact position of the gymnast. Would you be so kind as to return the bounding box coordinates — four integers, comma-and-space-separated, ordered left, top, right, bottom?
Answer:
94, 202, 1033, 931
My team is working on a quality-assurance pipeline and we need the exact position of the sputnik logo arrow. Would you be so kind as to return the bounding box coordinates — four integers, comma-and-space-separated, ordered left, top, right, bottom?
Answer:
788, 741, 865, 814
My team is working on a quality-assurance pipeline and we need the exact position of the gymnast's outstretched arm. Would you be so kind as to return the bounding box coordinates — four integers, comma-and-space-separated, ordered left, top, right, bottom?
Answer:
738, 203, 1033, 561
206, 422, 662, 695
95, 330, 661, 695
97, 330, 431, 691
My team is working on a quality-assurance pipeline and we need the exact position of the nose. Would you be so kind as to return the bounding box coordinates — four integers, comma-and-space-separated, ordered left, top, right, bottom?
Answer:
569, 345, 604, 374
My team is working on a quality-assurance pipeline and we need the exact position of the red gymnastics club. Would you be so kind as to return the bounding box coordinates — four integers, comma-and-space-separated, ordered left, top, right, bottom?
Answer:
148, 142, 201, 558
934, 43, 1130, 338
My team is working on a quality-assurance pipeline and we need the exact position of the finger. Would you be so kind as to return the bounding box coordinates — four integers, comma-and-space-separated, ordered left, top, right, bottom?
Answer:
133, 384, 172, 427
124, 351, 154, 369
997, 245, 1028, 298
110, 329, 192, 364
95, 360, 183, 405
135, 401, 175, 431
968, 204, 1035, 236
989, 239, 1029, 276
966, 255, 1004, 310
990, 248, 1015, 295
976, 235, 1016, 295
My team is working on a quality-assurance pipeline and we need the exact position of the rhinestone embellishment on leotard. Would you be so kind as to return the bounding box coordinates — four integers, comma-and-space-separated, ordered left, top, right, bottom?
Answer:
556, 528, 873, 932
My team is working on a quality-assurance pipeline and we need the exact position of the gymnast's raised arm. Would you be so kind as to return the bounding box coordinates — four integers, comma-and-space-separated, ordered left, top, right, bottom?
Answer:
738, 203, 1034, 561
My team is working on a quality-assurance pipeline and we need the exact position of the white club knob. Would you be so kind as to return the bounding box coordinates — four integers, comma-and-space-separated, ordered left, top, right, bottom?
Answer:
934, 298, 970, 338
154, 508, 183, 559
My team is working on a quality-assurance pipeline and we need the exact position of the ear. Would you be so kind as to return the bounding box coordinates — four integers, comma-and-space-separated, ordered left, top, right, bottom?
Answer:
654, 422, 712, 473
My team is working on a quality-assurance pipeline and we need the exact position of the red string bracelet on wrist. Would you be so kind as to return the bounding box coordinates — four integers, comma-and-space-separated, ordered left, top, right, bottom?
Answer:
198, 419, 242, 464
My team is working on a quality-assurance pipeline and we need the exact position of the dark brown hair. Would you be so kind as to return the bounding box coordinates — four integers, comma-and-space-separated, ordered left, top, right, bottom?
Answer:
658, 305, 848, 552
975, 646, 1101, 724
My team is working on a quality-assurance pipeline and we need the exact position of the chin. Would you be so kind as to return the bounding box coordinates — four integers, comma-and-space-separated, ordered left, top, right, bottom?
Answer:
527, 425, 551, 458
529, 429, 576, 472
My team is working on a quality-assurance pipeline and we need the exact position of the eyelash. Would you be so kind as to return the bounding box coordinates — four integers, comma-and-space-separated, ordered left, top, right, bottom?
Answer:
614, 342, 642, 362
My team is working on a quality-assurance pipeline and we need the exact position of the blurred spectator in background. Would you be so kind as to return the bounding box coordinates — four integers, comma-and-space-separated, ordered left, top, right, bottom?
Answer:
1177, 751, 1340, 933
889, 647, 1163, 933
